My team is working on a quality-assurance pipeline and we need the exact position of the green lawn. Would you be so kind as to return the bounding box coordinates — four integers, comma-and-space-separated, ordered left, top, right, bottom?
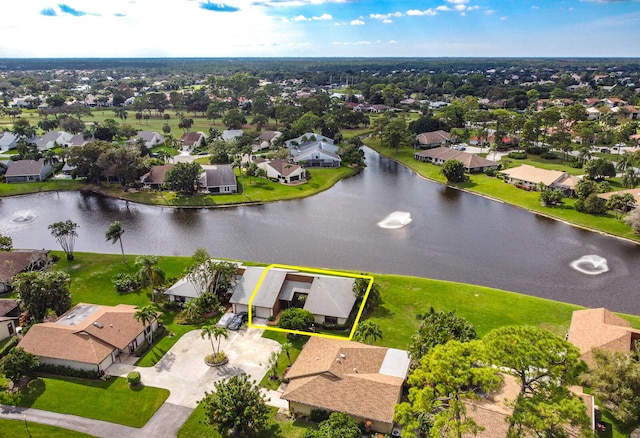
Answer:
0, 419, 95, 438
0, 376, 169, 428
259, 331, 307, 390
0, 180, 86, 197
178, 404, 314, 438
365, 139, 640, 242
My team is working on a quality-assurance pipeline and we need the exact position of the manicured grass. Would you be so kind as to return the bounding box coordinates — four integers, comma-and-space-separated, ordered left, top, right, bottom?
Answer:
259, 331, 307, 390
365, 139, 640, 242
92, 166, 357, 207
178, 404, 315, 438
0, 419, 95, 438
0, 376, 169, 428
0, 180, 86, 197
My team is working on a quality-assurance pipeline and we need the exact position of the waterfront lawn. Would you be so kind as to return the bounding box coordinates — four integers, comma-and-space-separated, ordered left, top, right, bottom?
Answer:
93, 166, 356, 207
0, 179, 85, 197
0, 376, 168, 428
178, 404, 314, 438
365, 139, 639, 241
0, 419, 95, 438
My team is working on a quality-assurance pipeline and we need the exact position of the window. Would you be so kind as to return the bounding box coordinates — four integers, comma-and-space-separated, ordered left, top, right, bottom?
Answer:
325, 316, 338, 324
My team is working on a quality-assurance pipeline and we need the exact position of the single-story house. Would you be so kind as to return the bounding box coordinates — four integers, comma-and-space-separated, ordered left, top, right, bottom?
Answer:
567, 307, 640, 367
33, 131, 73, 150
414, 147, 499, 174
256, 159, 306, 184
180, 131, 206, 150
199, 165, 237, 194
0, 299, 20, 341
221, 130, 243, 142
0, 250, 50, 293
18, 303, 159, 373
597, 188, 640, 207
139, 163, 174, 189
230, 266, 357, 325
292, 147, 341, 168
415, 130, 452, 149
500, 164, 580, 193
253, 130, 282, 152
164, 275, 205, 304
285, 133, 335, 149
133, 131, 164, 148
68, 134, 92, 147
5, 158, 53, 183
281, 337, 410, 435
0, 132, 19, 151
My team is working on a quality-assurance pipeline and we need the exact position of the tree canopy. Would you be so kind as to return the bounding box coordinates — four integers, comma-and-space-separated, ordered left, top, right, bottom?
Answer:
12, 270, 72, 323
441, 159, 466, 183
278, 308, 315, 332
201, 374, 270, 437
48, 219, 78, 261
164, 162, 202, 193
408, 307, 476, 362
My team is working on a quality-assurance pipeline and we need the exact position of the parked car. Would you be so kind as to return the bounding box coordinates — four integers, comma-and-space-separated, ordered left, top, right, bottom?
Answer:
216, 312, 236, 328
228, 312, 248, 330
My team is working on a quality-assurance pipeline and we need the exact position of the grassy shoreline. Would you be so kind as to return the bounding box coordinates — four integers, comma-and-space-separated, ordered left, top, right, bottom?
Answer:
364, 139, 640, 244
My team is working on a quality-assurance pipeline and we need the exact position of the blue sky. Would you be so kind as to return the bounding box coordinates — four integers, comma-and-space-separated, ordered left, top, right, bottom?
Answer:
1, 0, 639, 57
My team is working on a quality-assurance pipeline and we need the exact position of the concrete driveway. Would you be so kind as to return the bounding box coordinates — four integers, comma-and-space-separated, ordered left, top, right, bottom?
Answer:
106, 327, 280, 408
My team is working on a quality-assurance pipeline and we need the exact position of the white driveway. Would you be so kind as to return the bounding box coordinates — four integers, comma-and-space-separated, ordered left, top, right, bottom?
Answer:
106, 327, 281, 408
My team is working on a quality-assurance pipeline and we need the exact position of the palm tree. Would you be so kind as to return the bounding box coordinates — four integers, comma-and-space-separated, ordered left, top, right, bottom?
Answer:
114, 107, 128, 122
353, 321, 382, 345
134, 304, 158, 344
201, 324, 228, 356
105, 221, 126, 263
135, 255, 166, 302
617, 152, 635, 172
281, 342, 294, 366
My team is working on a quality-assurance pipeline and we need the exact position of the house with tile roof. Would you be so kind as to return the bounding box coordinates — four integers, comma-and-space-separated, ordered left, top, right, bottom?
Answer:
0, 250, 50, 293
281, 337, 410, 434
230, 266, 357, 325
199, 165, 237, 194
415, 130, 452, 149
414, 147, 499, 174
18, 303, 158, 373
180, 131, 206, 150
139, 163, 174, 189
253, 130, 282, 151
567, 307, 640, 367
500, 164, 580, 194
5, 159, 53, 183
256, 159, 306, 184
132, 131, 164, 148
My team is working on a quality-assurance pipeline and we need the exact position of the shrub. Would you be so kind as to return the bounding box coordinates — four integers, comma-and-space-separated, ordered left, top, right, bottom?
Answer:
484, 168, 498, 177
526, 146, 547, 155
278, 308, 315, 332
541, 151, 557, 159
36, 363, 100, 379
0, 337, 18, 359
507, 151, 527, 159
309, 409, 331, 423
112, 273, 142, 294
206, 351, 227, 365
127, 371, 141, 386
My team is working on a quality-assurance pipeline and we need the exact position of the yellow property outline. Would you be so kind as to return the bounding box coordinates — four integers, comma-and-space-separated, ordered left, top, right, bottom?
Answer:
247, 264, 374, 341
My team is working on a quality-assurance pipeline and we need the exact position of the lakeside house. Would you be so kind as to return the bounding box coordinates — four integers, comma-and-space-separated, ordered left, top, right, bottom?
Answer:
139, 163, 174, 189
281, 336, 410, 435
0, 299, 20, 341
5, 159, 53, 183
229, 265, 356, 325
415, 130, 452, 149
414, 146, 499, 173
0, 250, 50, 293
500, 164, 580, 194
199, 165, 238, 194
256, 159, 306, 184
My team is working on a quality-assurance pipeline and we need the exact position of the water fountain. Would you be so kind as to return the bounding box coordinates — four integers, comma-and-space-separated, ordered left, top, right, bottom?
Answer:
377, 211, 412, 229
10, 210, 37, 224
569, 254, 609, 275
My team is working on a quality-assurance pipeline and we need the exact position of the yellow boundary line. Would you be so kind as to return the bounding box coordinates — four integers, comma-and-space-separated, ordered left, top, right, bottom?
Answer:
247, 264, 374, 341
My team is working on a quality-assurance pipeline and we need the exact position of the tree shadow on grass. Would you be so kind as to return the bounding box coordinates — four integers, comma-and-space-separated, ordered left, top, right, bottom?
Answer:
252, 182, 274, 191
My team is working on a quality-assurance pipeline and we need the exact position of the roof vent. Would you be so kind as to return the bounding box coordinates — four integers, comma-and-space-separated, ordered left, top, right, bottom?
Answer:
340, 353, 346, 359
353, 368, 358, 373
336, 358, 341, 363
93, 321, 103, 329
66, 314, 75, 319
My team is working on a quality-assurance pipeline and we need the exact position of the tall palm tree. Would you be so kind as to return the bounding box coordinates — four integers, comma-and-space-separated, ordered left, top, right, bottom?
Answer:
281, 341, 293, 366
134, 304, 158, 344
105, 221, 126, 263
135, 255, 166, 302
352, 321, 382, 345
201, 325, 228, 356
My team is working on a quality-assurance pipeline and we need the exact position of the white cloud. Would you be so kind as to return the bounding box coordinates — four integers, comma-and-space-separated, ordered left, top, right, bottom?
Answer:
532, 5, 540, 9
436, 6, 451, 11
313, 13, 332, 20
446, 0, 469, 3
500, 16, 508, 20
350, 19, 365, 25
383, 18, 392, 23
389, 39, 398, 44
485, 9, 494, 15
293, 14, 310, 21
406, 9, 437, 16
353, 40, 372, 45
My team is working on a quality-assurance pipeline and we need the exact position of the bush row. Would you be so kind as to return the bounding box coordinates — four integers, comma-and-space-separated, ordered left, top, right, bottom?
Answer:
37, 363, 101, 380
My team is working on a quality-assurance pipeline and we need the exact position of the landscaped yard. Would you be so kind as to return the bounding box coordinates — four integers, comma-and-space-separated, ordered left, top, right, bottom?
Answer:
178, 404, 315, 438
0, 376, 168, 428
0, 419, 95, 438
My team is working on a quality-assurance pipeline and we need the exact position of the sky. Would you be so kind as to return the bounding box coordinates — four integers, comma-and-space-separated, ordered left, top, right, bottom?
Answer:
1, 0, 639, 58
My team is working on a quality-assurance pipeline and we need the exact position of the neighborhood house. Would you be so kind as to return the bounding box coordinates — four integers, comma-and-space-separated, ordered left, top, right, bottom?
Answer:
18, 303, 158, 373
281, 336, 410, 435
4, 159, 54, 183
414, 147, 499, 174
230, 266, 357, 325
0, 250, 50, 293
500, 164, 580, 194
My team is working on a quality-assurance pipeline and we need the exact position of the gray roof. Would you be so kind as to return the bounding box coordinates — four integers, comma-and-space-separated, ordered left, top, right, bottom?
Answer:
285, 133, 334, 148
202, 165, 236, 188
164, 276, 204, 300
303, 274, 356, 319
230, 266, 282, 307
0, 132, 18, 148
293, 147, 341, 163
5, 159, 47, 177
221, 130, 243, 141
